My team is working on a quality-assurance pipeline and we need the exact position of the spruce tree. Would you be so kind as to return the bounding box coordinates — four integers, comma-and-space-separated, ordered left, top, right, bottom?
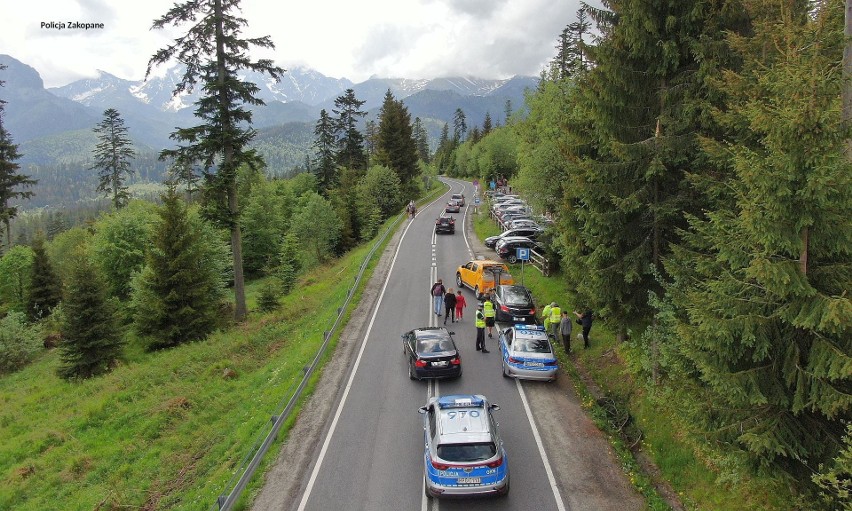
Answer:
374, 90, 419, 195
26, 235, 61, 321
413, 117, 430, 163
147, 0, 284, 322
134, 188, 222, 349
0, 63, 36, 251
313, 108, 337, 194
452, 108, 467, 143
664, 0, 851, 484
57, 255, 123, 379
91, 108, 135, 209
567, 0, 719, 339
482, 112, 493, 136
332, 89, 367, 171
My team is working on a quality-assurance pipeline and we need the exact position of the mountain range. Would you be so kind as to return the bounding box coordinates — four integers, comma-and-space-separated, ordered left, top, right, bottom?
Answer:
0, 54, 536, 209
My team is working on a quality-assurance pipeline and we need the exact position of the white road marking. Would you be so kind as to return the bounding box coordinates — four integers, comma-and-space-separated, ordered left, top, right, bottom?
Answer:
296, 215, 417, 511
515, 378, 567, 511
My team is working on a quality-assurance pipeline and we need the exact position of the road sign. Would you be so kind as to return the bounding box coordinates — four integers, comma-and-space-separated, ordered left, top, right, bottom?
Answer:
474, 196, 481, 205
517, 247, 530, 261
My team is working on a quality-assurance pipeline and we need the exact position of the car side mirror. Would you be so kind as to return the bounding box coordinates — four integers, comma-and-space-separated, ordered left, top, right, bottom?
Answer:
418, 406, 428, 414
489, 404, 500, 412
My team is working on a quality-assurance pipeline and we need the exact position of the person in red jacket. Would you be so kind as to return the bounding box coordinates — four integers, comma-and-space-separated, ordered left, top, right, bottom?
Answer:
454, 289, 467, 321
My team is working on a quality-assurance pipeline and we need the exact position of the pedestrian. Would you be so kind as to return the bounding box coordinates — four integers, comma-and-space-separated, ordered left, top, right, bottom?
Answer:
542, 302, 553, 332
443, 288, 457, 324
430, 279, 446, 316
559, 310, 573, 353
573, 309, 594, 348
455, 289, 467, 321
475, 303, 489, 352
549, 302, 562, 339
483, 297, 496, 338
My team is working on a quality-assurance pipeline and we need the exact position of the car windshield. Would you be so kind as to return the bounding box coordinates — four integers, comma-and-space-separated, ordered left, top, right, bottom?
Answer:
417, 338, 455, 353
515, 338, 552, 353
437, 442, 497, 462
501, 287, 531, 306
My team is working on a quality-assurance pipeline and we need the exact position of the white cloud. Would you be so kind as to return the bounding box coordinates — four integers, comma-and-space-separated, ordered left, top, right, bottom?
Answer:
2, 0, 592, 87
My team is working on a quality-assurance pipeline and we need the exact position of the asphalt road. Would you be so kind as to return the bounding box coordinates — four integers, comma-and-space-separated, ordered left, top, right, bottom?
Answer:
251, 179, 643, 511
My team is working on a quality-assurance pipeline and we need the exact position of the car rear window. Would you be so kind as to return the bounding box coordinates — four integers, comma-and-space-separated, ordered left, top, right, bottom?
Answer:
502, 287, 531, 305
417, 338, 455, 353
437, 442, 497, 462
515, 338, 552, 353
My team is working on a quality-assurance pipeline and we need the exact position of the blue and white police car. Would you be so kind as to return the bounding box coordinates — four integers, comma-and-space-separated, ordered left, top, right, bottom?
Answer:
418, 395, 510, 498
499, 324, 559, 381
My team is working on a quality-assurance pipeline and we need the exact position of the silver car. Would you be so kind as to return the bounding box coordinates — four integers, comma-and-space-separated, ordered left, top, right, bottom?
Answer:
499, 325, 559, 381
419, 394, 510, 498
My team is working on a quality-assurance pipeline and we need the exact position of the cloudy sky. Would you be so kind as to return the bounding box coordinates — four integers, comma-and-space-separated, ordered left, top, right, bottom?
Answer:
2, 0, 593, 88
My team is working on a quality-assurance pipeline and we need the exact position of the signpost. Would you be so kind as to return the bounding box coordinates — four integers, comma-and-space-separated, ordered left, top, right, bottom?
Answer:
474, 195, 481, 214
517, 247, 530, 285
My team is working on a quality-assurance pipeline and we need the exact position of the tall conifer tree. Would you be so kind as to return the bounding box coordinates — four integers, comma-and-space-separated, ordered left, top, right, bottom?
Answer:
375, 90, 419, 195
134, 188, 222, 349
664, 0, 852, 483
91, 108, 135, 209
57, 256, 122, 379
332, 88, 367, 171
26, 235, 61, 321
568, 0, 716, 339
413, 117, 430, 163
313, 108, 337, 194
146, 0, 284, 321
0, 63, 36, 251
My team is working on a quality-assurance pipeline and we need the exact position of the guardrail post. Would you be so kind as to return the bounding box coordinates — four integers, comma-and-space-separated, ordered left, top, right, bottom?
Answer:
217, 496, 227, 509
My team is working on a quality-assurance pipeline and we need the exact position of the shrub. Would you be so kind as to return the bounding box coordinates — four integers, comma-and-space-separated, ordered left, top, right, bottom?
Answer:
0, 311, 44, 373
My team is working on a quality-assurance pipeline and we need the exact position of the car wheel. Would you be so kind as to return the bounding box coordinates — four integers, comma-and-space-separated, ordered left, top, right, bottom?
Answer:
508, 255, 518, 263
456, 273, 463, 288
502, 359, 509, 378
474, 286, 480, 299
500, 478, 510, 497
408, 361, 416, 380
424, 478, 433, 499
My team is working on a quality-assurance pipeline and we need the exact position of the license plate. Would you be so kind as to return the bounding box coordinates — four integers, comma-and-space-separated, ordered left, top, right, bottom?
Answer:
457, 477, 481, 484
525, 361, 544, 367
512, 316, 523, 321
432, 361, 448, 367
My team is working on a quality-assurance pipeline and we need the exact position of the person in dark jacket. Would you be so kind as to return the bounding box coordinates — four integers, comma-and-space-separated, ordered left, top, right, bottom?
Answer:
573, 309, 593, 348
443, 288, 457, 324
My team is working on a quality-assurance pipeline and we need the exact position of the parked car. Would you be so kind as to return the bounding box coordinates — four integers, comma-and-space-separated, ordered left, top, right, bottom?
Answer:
436, 216, 455, 234
492, 200, 526, 214
485, 227, 544, 248
456, 259, 513, 298
499, 324, 558, 381
451, 193, 465, 206
419, 394, 509, 498
446, 200, 461, 213
507, 219, 542, 230
491, 285, 537, 324
494, 237, 543, 263
403, 327, 462, 380
497, 206, 531, 221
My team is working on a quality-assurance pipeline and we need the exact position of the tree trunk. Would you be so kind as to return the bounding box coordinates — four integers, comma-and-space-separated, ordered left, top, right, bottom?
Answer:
215, 0, 247, 321
799, 226, 809, 276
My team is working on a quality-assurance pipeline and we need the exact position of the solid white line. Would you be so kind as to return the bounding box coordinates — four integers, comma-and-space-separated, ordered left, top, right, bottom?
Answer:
296, 216, 416, 511
515, 379, 567, 511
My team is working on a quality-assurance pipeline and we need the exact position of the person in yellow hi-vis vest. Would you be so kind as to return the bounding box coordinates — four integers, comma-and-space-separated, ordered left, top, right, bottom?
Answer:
483, 298, 496, 338
542, 302, 553, 332
475, 303, 489, 353
549, 303, 561, 339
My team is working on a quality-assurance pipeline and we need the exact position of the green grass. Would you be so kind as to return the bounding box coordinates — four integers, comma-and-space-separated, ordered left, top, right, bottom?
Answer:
472, 212, 795, 511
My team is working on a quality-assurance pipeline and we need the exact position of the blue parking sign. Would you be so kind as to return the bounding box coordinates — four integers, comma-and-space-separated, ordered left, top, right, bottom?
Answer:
517, 247, 530, 261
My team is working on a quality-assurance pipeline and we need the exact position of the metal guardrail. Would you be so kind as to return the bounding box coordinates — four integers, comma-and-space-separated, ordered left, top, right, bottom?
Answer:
211, 211, 405, 511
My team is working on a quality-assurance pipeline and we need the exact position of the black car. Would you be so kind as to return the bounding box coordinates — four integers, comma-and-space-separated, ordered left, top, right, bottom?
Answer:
403, 327, 462, 380
491, 285, 537, 324
435, 216, 455, 234
494, 236, 543, 263
485, 227, 544, 248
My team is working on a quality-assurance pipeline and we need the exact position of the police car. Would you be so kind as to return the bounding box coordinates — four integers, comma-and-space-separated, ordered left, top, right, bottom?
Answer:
499, 324, 559, 381
418, 395, 509, 498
